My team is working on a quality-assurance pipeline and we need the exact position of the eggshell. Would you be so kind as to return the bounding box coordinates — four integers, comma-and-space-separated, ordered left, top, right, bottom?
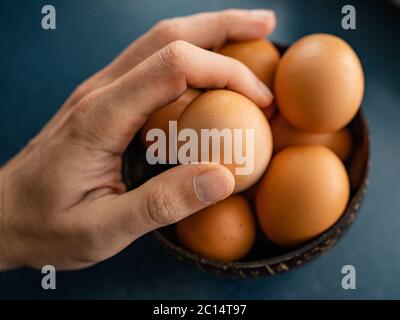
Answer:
176, 195, 256, 262
270, 113, 352, 160
178, 89, 273, 192
256, 145, 350, 248
140, 89, 201, 147
275, 34, 364, 133
217, 39, 280, 89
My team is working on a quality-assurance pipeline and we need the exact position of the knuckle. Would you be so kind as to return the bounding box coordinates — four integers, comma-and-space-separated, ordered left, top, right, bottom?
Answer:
222, 8, 242, 17
220, 9, 238, 25
159, 40, 190, 69
69, 80, 92, 103
75, 89, 103, 115
67, 89, 105, 141
69, 92, 96, 124
145, 186, 179, 226
221, 9, 243, 22
218, 9, 245, 34
153, 18, 182, 42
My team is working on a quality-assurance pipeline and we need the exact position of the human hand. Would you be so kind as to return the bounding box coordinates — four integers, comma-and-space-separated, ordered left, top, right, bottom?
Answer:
0, 9, 275, 271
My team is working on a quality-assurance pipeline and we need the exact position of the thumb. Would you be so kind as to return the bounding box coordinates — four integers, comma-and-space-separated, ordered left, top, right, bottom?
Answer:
103, 163, 235, 240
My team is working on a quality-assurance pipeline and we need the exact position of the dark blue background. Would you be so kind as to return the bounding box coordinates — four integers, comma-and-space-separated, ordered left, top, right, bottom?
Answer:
0, 0, 399, 299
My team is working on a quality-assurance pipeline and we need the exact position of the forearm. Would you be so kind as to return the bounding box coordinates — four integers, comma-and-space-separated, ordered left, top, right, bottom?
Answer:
0, 168, 14, 271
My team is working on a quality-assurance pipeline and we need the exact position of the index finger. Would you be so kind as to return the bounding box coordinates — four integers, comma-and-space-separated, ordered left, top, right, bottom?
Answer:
134, 9, 276, 63
71, 41, 273, 153
86, 9, 276, 93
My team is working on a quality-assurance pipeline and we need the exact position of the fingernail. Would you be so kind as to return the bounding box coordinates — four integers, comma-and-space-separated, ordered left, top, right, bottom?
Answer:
250, 9, 275, 21
257, 80, 274, 107
194, 169, 233, 204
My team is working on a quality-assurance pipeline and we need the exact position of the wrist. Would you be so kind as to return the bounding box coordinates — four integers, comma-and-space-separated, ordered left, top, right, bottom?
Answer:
0, 168, 18, 271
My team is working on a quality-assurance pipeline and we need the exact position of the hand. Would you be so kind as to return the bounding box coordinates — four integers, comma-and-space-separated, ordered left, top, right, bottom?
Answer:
0, 9, 275, 271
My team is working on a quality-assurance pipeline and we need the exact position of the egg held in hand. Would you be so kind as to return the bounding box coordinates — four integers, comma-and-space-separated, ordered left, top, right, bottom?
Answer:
275, 33, 364, 133
270, 113, 352, 161
176, 195, 256, 262
177, 89, 273, 193
256, 145, 350, 248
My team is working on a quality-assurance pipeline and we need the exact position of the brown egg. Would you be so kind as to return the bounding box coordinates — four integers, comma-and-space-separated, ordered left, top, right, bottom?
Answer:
256, 145, 350, 248
217, 39, 280, 88
270, 113, 352, 160
178, 90, 273, 192
140, 89, 201, 147
275, 34, 364, 133
176, 195, 256, 262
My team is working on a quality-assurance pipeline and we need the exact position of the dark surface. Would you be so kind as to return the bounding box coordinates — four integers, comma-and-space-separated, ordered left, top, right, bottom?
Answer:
0, 0, 399, 299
